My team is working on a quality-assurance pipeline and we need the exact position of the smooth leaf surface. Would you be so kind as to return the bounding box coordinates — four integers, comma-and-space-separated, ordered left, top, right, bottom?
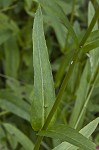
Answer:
0, 0, 13, 9
0, 89, 30, 121
82, 39, 99, 52
53, 117, 99, 150
69, 2, 99, 129
0, 30, 12, 45
69, 61, 91, 128
87, 30, 99, 43
40, 0, 78, 50
88, 2, 99, 75
4, 36, 20, 78
38, 0, 79, 47
0, 12, 19, 35
39, 124, 96, 150
3, 123, 34, 150
30, 6, 55, 131
55, 0, 78, 15
44, 14, 67, 50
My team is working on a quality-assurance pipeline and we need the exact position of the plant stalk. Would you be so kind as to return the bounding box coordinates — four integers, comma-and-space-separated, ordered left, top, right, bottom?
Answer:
33, 5, 99, 150
55, 0, 77, 88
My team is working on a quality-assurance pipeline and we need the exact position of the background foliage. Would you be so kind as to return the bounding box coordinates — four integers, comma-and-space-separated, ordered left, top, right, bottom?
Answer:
0, 0, 99, 150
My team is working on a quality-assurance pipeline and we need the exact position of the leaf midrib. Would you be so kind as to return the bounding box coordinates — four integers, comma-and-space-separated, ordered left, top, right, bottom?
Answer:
35, 12, 45, 121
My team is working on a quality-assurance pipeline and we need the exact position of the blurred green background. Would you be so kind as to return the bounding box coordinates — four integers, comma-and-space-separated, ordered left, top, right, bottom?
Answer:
0, 0, 99, 150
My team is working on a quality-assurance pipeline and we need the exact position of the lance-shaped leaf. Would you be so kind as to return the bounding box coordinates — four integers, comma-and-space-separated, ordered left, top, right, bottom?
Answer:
0, 89, 30, 121
3, 123, 34, 150
88, 2, 99, 74
69, 2, 99, 129
53, 117, 99, 150
82, 39, 99, 52
38, 0, 79, 47
87, 30, 99, 43
30, 6, 55, 131
4, 36, 20, 78
39, 124, 96, 150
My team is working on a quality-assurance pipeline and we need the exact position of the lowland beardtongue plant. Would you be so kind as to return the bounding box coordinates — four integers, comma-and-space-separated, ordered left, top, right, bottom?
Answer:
0, 0, 99, 150
31, 1, 99, 150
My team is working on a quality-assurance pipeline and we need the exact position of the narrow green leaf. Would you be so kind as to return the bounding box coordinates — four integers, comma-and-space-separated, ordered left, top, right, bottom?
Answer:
24, 0, 33, 10
6, 79, 33, 104
38, 0, 79, 47
79, 117, 99, 137
88, 2, 98, 31
0, 30, 12, 45
0, 13, 10, 30
0, 13, 19, 35
39, 124, 96, 150
54, 0, 77, 15
24, 0, 35, 16
53, 117, 99, 150
69, 62, 91, 128
4, 37, 19, 78
30, 6, 55, 131
0, 89, 30, 121
3, 123, 34, 150
87, 30, 99, 43
82, 39, 99, 52
7, 132, 18, 150
88, 1, 99, 75
0, 126, 5, 138
69, 1, 99, 129
0, 0, 13, 9
44, 14, 67, 50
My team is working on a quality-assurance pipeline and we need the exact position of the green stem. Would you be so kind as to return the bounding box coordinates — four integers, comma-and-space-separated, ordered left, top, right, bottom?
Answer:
34, 49, 81, 150
55, 0, 77, 87
70, 0, 76, 23
80, 6, 99, 46
33, 5, 99, 150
